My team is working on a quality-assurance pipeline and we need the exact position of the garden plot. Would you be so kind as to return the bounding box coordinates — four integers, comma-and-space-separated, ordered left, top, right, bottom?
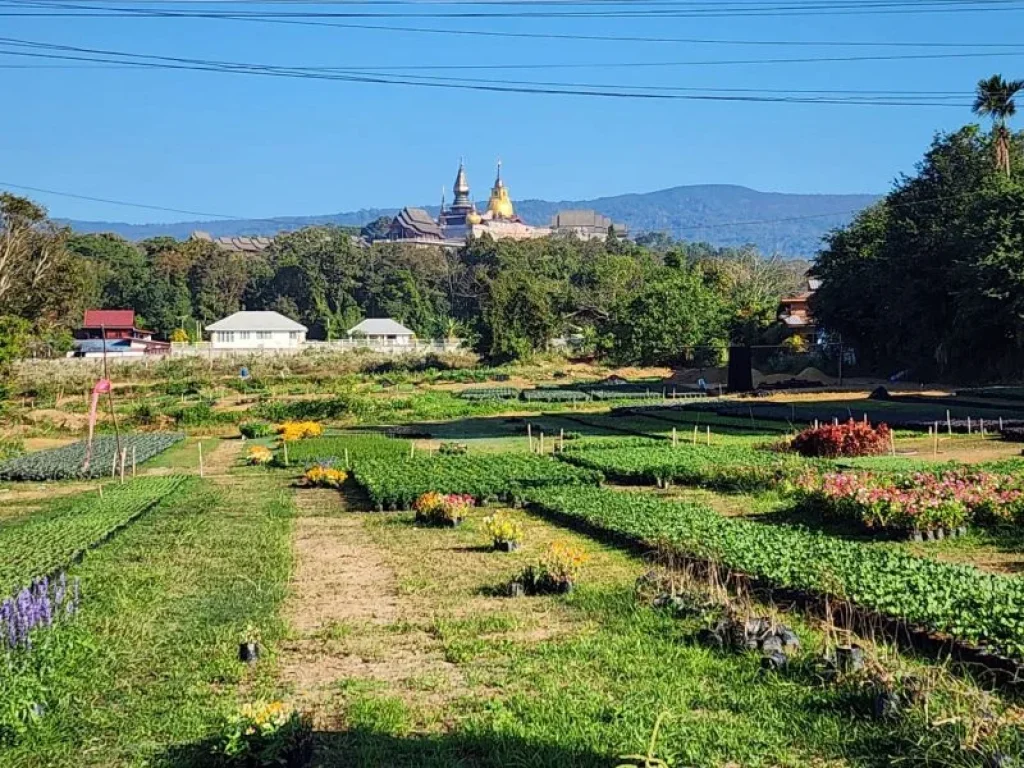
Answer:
352, 454, 602, 510
0, 433, 185, 481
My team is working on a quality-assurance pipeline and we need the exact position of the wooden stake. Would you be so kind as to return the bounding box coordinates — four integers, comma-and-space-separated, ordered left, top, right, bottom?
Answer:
98, 485, 103, 498
967, 416, 972, 435
1000, 417, 1005, 431
410, 442, 415, 458
560, 428, 565, 452
889, 429, 896, 457
693, 425, 698, 445
933, 422, 939, 455
132, 446, 137, 477
980, 418, 985, 436
540, 432, 545, 454
706, 426, 711, 446
527, 423, 533, 453
119, 449, 126, 484
344, 448, 350, 469
672, 427, 678, 447
947, 410, 952, 435
111, 450, 118, 478
199, 441, 205, 477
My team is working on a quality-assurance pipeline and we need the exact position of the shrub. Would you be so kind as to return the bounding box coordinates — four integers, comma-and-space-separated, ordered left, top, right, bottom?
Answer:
484, 511, 523, 547
518, 541, 588, 594
412, 492, 474, 526
246, 446, 274, 466
438, 442, 468, 456
240, 421, 274, 439
791, 419, 890, 458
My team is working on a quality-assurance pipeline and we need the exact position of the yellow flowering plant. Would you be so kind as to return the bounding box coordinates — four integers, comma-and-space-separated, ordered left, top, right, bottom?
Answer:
484, 512, 523, 550
214, 700, 313, 765
246, 445, 274, 466
303, 465, 348, 489
277, 421, 323, 442
413, 491, 474, 526
518, 541, 588, 594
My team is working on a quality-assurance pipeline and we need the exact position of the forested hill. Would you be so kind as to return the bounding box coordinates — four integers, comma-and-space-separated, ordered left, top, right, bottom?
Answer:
65, 184, 879, 257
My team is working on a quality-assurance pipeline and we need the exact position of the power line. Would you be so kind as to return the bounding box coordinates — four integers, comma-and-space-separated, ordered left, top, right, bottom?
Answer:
0, 39, 988, 104
0, 181, 247, 219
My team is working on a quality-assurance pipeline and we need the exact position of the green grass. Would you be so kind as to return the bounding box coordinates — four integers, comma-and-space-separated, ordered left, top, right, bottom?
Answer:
0, 472, 294, 767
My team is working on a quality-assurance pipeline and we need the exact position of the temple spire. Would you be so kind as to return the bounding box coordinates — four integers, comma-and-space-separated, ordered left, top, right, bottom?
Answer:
451, 159, 472, 212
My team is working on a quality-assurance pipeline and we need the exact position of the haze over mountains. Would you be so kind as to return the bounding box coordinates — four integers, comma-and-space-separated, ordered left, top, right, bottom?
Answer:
65, 184, 881, 257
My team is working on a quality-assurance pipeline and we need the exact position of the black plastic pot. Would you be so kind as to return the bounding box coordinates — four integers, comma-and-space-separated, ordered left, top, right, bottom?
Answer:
239, 641, 260, 664
508, 581, 525, 598
957, 525, 969, 538
935, 528, 945, 541
835, 644, 865, 673
760, 635, 784, 655
910, 530, 924, 543
697, 628, 724, 650
761, 651, 788, 671
495, 540, 520, 553
780, 628, 801, 651
873, 691, 901, 719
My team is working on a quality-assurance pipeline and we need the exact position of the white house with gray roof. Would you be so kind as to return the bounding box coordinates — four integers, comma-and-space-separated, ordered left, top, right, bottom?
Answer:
347, 318, 415, 346
206, 311, 307, 350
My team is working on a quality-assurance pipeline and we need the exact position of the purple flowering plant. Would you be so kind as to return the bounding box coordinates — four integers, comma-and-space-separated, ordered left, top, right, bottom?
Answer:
0, 572, 81, 653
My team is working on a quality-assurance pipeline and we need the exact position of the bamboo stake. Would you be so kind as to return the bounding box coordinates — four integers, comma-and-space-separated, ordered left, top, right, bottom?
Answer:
132, 446, 137, 477
933, 422, 939, 455
540, 432, 545, 454
410, 442, 415, 458
560, 428, 565, 452
527, 423, 533, 453
672, 427, 677, 447
889, 429, 896, 457
111, 450, 117, 478
119, 449, 126, 484
199, 441, 205, 477
967, 416, 972, 435
980, 418, 985, 436
706, 426, 711, 446
1000, 417, 1005, 431
344, 448, 350, 469
693, 425, 698, 445
947, 410, 952, 435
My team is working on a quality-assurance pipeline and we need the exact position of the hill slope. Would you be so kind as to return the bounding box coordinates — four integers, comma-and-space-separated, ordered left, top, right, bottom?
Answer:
65, 184, 879, 257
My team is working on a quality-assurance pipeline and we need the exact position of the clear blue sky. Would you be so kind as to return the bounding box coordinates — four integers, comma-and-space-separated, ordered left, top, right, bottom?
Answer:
2, 1, 1023, 223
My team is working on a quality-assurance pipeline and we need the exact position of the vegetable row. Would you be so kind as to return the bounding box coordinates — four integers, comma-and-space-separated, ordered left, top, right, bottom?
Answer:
0, 433, 184, 481
278, 433, 411, 467
352, 454, 602, 510
525, 486, 1024, 660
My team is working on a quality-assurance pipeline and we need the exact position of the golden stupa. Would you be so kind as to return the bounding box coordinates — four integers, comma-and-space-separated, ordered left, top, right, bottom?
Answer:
486, 161, 515, 220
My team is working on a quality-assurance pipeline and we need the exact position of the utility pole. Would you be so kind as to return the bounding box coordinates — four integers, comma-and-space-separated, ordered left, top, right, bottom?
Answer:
100, 325, 123, 460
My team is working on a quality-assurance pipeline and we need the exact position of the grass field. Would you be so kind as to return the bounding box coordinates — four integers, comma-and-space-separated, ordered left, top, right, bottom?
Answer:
4, 370, 1024, 767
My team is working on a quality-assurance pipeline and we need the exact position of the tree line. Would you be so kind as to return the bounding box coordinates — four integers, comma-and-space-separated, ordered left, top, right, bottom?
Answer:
0, 198, 806, 365
812, 75, 1024, 382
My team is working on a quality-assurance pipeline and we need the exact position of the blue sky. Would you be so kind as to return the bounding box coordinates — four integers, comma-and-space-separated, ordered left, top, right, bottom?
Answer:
2, 1, 1023, 223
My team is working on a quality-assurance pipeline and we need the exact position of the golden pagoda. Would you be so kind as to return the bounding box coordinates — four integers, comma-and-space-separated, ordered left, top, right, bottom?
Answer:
485, 160, 515, 220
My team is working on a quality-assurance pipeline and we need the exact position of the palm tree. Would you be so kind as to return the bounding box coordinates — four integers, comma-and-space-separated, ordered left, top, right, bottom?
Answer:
973, 74, 1024, 177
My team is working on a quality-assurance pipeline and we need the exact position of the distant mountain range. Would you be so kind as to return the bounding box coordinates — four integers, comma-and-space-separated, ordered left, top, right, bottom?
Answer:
64, 184, 881, 257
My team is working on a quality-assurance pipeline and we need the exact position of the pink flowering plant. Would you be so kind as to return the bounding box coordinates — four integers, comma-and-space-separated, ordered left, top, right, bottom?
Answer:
793, 468, 1024, 533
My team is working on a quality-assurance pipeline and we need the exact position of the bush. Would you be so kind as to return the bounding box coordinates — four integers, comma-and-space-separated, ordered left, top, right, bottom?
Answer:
246, 446, 274, 466
277, 421, 323, 442
791, 420, 890, 458
209, 701, 313, 767
240, 421, 274, 439
303, 465, 347, 489
517, 541, 587, 594
484, 511, 523, 547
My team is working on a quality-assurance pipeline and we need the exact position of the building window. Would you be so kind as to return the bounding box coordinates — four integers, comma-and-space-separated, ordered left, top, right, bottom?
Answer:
257, 331, 271, 340
217, 332, 235, 343
289, 331, 298, 340
239, 331, 251, 341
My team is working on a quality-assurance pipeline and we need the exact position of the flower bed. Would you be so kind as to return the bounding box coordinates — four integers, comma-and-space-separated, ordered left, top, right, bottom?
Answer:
0, 433, 185, 481
277, 433, 411, 467
458, 387, 520, 401
524, 486, 1024, 661
276, 421, 323, 442
791, 420, 890, 458
793, 469, 1024, 534
302, 465, 347, 489
352, 454, 602, 510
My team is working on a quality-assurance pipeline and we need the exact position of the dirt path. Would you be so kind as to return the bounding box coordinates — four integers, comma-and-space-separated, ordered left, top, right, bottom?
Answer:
277, 488, 462, 721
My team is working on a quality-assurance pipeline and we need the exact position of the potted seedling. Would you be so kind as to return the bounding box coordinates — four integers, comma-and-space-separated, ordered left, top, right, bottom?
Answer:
239, 623, 262, 664
516, 541, 588, 595
413, 492, 474, 527
484, 512, 523, 552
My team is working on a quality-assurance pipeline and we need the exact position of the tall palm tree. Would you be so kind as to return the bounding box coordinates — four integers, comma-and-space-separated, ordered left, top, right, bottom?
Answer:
973, 74, 1024, 177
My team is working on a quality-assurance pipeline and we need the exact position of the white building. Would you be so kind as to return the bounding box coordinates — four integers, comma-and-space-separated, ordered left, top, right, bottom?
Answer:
206, 311, 307, 350
347, 318, 415, 347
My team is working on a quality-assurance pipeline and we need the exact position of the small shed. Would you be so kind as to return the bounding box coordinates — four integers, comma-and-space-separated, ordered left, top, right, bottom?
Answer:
347, 318, 415, 346
206, 311, 307, 350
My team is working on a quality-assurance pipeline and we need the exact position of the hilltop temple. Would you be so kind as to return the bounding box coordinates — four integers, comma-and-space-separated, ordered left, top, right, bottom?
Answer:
385, 160, 550, 245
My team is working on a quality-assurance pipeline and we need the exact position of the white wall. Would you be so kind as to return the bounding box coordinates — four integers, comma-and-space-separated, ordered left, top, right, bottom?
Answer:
210, 330, 306, 350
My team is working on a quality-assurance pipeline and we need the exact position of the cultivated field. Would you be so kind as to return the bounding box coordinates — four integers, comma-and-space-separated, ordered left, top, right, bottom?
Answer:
2, 358, 1024, 766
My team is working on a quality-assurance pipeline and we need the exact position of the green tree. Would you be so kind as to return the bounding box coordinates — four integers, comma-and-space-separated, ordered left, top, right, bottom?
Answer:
973, 74, 1024, 176
603, 267, 727, 366
484, 268, 558, 360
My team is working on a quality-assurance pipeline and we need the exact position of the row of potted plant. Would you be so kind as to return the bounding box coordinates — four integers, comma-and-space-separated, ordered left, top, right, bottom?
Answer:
410, 493, 586, 594
792, 468, 1024, 534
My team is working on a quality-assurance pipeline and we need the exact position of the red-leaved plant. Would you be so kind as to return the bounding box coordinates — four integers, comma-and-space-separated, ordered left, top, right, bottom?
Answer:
791, 419, 890, 458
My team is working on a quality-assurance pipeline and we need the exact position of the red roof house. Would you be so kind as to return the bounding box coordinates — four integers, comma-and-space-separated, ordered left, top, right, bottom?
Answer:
75, 309, 169, 355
